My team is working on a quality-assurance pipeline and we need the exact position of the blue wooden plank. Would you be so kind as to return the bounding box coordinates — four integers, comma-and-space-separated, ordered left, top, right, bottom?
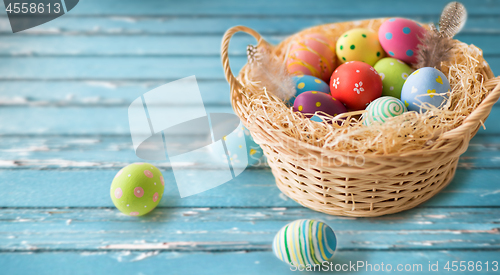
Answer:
0, 168, 499, 207
1, 135, 500, 169
2, 106, 500, 135
1, 16, 498, 35
1, 250, 499, 275
0, 34, 496, 56
0, 81, 232, 106
0, 56, 496, 80
0, 208, 498, 251
3, 0, 493, 16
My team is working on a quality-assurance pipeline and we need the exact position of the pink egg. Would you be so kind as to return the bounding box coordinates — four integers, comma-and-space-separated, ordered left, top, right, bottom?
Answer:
287, 34, 337, 82
378, 18, 427, 64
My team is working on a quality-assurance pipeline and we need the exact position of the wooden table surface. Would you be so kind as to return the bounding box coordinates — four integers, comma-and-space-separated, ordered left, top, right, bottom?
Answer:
1, 0, 499, 274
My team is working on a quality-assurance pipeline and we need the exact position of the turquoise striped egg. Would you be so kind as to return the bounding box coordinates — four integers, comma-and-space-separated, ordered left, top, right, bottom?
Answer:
272, 219, 337, 267
363, 96, 407, 126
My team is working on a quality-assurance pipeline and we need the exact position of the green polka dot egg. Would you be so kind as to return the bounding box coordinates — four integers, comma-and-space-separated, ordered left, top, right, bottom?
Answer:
273, 219, 337, 267
363, 96, 407, 126
110, 163, 164, 216
336, 28, 385, 66
373, 57, 414, 98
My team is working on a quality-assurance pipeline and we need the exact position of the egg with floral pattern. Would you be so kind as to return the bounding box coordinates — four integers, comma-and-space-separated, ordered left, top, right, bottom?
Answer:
336, 28, 385, 66
287, 34, 337, 82
288, 75, 331, 105
378, 18, 427, 64
401, 67, 450, 112
330, 61, 383, 110
110, 163, 164, 216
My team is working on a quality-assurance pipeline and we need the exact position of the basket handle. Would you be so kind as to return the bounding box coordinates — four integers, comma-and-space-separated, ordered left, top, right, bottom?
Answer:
440, 76, 500, 140
221, 26, 266, 91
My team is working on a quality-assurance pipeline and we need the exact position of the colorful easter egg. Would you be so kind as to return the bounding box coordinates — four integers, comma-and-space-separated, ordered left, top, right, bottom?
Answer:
293, 91, 347, 119
287, 34, 337, 82
110, 163, 164, 216
336, 28, 385, 66
273, 219, 337, 267
373, 57, 414, 98
378, 18, 427, 64
363, 96, 407, 126
401, 67, 450, 112
330, 61, 383, 110
210, 124, 265, 168
288, 75, 330, 105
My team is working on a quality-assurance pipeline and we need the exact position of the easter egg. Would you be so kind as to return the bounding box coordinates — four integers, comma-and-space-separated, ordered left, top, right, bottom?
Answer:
336, 28, 385, 66
293, 91, 347, 119
363, 96, 407, 126
378, 18, 427, 64
110, 163, 164, 216
288, 75, 330, 105
273, 219, 337, 267
373, 57, 414, 98
330, 61, 383, 110
224, 125, 265, 167
401, 67, 450, 112
210, 123, 265, 168
287, 34, 337, 82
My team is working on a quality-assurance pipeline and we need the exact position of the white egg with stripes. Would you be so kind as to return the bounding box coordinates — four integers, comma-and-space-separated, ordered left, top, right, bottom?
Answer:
272, 219, 337, 267
363, 96, 407, 126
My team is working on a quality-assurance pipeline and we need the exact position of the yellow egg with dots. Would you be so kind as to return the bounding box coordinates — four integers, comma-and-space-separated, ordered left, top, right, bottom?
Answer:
336, 28, 385, 66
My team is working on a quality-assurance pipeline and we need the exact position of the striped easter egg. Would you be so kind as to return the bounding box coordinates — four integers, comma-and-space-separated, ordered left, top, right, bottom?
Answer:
363, 96, 407, 126
272, 219, 337, 267
286, 34, 337, 82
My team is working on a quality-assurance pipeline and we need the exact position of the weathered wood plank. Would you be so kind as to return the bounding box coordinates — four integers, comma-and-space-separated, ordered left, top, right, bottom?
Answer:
0, 168, 499, 207
2, 106, 500, 135
0, 135, 500, 169
1, 250, 499, 275
8, 0, 496, 16
0, 208, 498, 251
1, 16, 499, 35
0, 56, 495, 80
0, 34, 496, 56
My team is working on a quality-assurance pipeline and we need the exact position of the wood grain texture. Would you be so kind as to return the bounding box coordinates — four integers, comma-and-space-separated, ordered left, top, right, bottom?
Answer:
1, 16, 499, 35
9, 0, 496, 16
1, 0, 499, 273
1, 251, 499, 275
1, 169, 500, 207
0, 208, 498, 251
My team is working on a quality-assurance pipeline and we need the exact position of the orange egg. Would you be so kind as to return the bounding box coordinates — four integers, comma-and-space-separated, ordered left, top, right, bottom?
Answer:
286, 34, 336, 82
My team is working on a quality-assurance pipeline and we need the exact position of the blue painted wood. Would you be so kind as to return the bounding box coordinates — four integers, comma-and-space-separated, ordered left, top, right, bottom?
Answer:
3, 106, 500, 135
11, 0, 497, 16
1, 135, 500, 169
1, 251, 499, 275
0, 208, 498, 251
0, 0, 499, 274
1, 16, 499, 35
0, 34, 496, 56
0, 169, 499, 207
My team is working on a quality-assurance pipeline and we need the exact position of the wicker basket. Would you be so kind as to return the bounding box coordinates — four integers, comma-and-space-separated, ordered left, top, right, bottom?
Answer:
221, 19, 500, 217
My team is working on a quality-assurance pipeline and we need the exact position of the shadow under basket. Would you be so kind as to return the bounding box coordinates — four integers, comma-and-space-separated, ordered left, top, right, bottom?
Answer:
221, 19, 500, 217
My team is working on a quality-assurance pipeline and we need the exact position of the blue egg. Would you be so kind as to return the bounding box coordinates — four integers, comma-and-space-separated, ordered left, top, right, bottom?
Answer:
288, 75, 330, 106
401, 67, 450, 112
210, 123, 265, 169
